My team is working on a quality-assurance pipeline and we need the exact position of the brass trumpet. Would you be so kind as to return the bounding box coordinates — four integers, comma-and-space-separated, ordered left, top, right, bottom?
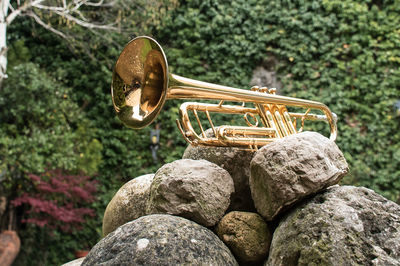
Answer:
111, 36, 337, 149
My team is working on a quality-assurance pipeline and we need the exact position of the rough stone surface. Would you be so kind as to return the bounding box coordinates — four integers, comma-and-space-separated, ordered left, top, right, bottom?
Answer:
250, 131, 348, 221
0, 230, 20, 266
82, 214, 238, 266
102, 174, 154, 236
146, 159, 234, 227
216, 211, 271, 264
266, 186, 400, 266
250, 64, 282, 94
183, 130, 256, 212
61, 257, 85, 266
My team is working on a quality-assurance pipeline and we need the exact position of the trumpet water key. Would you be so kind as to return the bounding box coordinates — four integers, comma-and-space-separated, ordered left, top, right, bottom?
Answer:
111, 36, 337, 150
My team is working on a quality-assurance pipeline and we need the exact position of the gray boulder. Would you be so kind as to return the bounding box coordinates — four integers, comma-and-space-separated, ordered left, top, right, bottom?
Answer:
146, 159, 234, 227
216, 211, 271, 264
183, 129, 256, 212
82, 214, 238, 266
102, 174, 154, 236
266, 186, 400, 266
250, 131, 348, 221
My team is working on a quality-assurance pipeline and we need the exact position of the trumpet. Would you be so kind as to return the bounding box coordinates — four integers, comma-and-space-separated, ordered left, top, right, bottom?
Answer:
111, 36, 337, 150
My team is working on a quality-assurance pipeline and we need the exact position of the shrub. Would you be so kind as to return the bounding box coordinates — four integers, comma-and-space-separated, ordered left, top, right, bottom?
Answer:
0, 62, 103, 265
12, 169, 97, 232
0, 63, 103, 184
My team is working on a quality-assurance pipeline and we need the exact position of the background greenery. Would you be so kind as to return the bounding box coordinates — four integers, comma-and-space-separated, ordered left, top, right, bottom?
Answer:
0, 0, 399, 264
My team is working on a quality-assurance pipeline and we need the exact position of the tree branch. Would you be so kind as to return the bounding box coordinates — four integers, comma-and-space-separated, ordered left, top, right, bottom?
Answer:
84, 0, 106, 7
31, 3, 65, 12
54, 10, 118, 30
26, 11, 68, 39
6, 0, 43, 25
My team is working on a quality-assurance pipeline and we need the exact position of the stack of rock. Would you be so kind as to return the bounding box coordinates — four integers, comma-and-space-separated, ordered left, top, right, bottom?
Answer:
63, 132, 400, 266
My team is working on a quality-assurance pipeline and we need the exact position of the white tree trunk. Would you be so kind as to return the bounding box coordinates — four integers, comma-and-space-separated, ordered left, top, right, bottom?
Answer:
0, 0, 10, 86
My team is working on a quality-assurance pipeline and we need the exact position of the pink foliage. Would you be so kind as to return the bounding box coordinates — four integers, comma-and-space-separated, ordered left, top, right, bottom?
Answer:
12, 169, 98, 232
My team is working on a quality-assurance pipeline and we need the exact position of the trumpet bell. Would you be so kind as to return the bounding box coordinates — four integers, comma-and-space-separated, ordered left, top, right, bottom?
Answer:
111, 36, 169, 129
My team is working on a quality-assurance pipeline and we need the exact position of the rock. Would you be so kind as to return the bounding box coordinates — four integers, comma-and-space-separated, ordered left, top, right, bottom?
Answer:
183, 129, 256, 212
250, 131, 348, 221
146, 159, 234, 227
266, 186, 400, 266
61, 257, 85, 266
102, 174, 154, 236
82, 214, 238, 266
216, 211, 271, 264
0, 230, 20, 266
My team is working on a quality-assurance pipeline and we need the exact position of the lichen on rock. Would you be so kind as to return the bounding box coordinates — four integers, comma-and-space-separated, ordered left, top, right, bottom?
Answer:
83, 214, 239, 266
265, 186, 400, 266
216, 211, 272, 264
102, 174, 154, 236
250, 131, 348, 221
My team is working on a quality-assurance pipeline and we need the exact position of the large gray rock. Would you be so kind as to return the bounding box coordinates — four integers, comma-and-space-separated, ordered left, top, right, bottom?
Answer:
183, 129, 256, 212
216, 211, 271, 264
266, 186, 400, 266
146, 159, 234, 227
102, 174, 154, 236
82, 214, 238, 266
250, 131, 348, 221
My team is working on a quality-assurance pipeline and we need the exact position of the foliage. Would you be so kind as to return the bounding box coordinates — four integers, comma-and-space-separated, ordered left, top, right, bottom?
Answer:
12, 169, 97, 232
15, 224, 94, 266
0, 63, 102, 181
11, 169, 98, 265
0, 62, 103, 265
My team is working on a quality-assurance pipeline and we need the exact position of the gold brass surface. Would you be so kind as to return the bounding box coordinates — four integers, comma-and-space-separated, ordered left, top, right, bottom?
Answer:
111, 36, 337, 149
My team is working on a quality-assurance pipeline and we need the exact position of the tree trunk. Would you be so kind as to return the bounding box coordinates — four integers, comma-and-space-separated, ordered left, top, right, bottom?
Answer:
0, 0, 9, 88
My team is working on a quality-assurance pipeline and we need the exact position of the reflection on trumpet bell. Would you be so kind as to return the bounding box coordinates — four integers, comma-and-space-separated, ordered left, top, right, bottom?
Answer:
111, 36, 338, 150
